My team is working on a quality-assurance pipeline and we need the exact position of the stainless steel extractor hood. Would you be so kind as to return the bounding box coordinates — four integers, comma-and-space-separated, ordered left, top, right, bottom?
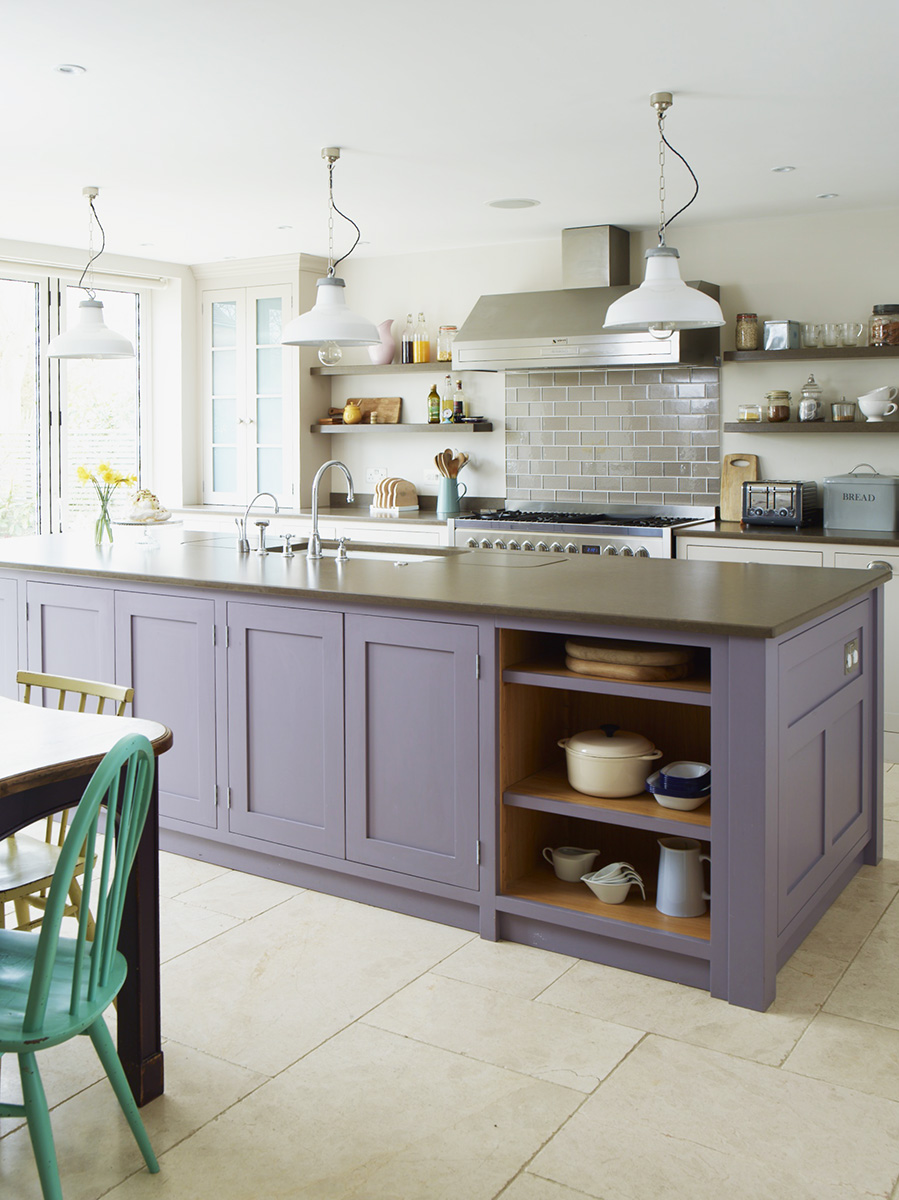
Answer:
452, 225, 721, 371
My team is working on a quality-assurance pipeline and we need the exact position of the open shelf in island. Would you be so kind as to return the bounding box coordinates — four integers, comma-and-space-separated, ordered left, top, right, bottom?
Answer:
502, 658, 712, 704
504, 763, 710, 831
503, 867, 711, 942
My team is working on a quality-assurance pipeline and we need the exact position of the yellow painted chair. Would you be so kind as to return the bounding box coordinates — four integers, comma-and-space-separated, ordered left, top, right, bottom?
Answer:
0, 671, 134, 932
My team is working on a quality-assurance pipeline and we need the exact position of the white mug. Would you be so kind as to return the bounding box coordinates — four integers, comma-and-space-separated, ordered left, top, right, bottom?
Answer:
543, 846, 599, 882
858, 396, 898, 422
859, 385, 898, 405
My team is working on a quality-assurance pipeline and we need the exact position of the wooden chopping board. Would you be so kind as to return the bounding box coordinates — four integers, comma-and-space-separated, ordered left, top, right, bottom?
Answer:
565, 637, 691, 667
564, 656, 689, 682
719, 453, 759, 522
349, 397, 402, 424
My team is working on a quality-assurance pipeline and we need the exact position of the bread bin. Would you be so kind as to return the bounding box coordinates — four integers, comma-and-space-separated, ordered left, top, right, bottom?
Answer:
557, 724, 662, 798
823, 464, 899, 533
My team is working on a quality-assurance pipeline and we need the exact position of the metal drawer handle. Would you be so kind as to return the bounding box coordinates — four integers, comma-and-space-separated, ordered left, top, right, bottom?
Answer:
867, 560, 893, 574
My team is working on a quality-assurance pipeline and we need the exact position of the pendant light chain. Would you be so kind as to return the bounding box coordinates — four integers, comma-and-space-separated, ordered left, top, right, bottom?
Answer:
657, 110, 667, 246
325, 154, 363, 277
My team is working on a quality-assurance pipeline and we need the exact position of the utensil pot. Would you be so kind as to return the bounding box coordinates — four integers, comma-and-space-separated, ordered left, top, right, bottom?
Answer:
437, 477, 467, 516
656, 836, 710, 917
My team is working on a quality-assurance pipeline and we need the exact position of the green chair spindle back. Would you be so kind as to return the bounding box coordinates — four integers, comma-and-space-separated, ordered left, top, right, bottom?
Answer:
21, 733, 155, 1035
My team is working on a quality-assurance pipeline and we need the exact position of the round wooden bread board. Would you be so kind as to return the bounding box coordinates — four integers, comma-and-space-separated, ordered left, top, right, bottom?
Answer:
565, 637, 691, 667
564, 656, 689, 682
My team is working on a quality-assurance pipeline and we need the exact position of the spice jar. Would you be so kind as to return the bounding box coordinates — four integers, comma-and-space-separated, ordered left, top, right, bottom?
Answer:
869, 305, 899, 347
765, 390, 791, 422
735, 313, 759, 351
737, 403, 762, 422
437, 325, 457, 361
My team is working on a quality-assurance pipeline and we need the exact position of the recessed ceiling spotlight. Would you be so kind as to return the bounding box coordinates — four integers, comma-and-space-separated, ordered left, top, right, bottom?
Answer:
816, 193, 839, 200
277, 225, 293, 230
54, 63, 86, 75
488, 198, 541, 209
771, 165, 795, 173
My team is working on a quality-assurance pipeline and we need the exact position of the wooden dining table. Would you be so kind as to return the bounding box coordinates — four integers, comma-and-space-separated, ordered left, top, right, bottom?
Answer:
0, 695, 173, 1106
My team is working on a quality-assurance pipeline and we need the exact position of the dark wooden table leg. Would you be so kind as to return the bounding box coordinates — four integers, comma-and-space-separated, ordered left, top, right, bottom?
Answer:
117, 769, 164, 1105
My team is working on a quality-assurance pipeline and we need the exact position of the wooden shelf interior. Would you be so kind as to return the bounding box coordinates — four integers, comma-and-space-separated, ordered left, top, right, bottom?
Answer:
498, 628, 712, 940
500, 808, 710, 941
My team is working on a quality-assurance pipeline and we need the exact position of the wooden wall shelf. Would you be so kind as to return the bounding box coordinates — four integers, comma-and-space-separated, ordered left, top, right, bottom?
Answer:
311, 362, 496, 376
311, 421, 493, 434
724, 346, 899, 363
723, 422, 899, 434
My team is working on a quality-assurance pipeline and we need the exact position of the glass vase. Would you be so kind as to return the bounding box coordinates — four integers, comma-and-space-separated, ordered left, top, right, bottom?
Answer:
94, 497, 113, 545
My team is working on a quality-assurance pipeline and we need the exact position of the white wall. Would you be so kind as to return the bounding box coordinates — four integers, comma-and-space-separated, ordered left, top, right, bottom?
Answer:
632, 208, 899, 484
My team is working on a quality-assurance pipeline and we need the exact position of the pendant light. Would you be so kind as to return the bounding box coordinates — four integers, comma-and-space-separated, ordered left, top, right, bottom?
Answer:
47, 186, 135, 359
281, 147, 379, 365
604, 94, 725, 337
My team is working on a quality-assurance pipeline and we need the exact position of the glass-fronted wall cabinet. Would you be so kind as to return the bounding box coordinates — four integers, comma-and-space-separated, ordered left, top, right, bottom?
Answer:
200, 283, 297, 505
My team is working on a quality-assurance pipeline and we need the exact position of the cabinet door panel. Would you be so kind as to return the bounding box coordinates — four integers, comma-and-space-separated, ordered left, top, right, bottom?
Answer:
26, 581, 115, 692
227, 602, 344, 856
345, 614, 479, 889
0, 577, 18, 698
115, 591, 218, 828
834, 550, 899, 740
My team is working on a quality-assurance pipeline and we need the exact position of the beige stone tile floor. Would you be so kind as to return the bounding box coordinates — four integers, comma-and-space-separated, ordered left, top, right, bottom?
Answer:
3, 765, 899, 1198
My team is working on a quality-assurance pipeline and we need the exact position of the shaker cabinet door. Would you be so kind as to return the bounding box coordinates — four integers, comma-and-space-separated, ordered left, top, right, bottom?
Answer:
344, 613, 479, 889
115, 590, 218, 829
26, 580, 115, 688
0, 577, 18, 698
226, 601, 345, 857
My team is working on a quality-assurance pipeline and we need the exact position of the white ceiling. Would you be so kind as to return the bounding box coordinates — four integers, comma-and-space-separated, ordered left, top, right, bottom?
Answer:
3, 0, 897, 267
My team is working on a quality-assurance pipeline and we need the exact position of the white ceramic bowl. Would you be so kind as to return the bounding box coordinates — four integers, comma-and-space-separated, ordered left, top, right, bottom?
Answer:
581, 872, 632, 903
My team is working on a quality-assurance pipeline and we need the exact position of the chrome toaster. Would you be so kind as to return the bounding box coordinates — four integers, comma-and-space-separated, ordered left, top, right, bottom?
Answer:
741, 480, 821, 528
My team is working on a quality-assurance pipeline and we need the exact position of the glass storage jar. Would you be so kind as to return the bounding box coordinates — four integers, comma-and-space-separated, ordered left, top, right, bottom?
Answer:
765, 390, 792, 422
869, 305, 899, 347
737, 403, 762, 422
437, 325, 457, 361
735, 313, 759, 351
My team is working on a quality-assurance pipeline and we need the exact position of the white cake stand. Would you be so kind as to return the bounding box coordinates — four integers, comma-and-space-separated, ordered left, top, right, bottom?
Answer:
113, 517, 181, 547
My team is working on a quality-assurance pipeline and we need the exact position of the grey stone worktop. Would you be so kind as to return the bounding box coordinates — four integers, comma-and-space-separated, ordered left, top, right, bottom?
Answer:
676, 520, 899, 549
0, 531, 888, 639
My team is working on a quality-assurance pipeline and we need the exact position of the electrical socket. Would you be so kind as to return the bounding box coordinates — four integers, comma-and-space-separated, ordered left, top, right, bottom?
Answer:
365, 467, 387, 484
423, 468, 442, 484
843, 638, 860, 675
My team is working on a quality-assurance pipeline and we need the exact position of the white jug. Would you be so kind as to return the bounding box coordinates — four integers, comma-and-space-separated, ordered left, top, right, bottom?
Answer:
656, 837, 710, 917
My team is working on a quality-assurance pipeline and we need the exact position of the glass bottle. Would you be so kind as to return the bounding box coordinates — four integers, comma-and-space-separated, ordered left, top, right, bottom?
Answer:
437, 325, 457, 362
427, 384, 440, 424
441, 374, 454, 423
401, 314, 414, 364
735, 313, 759, 351
453, 379, 467, 422
413, 312, 430, 363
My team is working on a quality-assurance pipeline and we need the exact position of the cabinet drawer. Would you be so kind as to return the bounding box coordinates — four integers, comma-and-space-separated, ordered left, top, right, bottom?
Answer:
682, 541, 824, 567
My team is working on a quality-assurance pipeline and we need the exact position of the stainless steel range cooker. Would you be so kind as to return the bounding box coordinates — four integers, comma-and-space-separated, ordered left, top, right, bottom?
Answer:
451, 504, 715, 558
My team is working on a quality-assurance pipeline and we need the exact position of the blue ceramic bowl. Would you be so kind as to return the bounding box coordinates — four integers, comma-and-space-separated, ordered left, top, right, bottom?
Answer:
647, 761, 711, 798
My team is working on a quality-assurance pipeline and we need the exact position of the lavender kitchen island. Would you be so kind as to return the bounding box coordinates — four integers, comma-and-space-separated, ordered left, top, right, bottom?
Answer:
0, 532, 888, 1011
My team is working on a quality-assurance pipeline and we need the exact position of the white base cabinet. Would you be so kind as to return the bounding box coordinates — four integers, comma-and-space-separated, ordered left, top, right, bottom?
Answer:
677, 534, 899, 758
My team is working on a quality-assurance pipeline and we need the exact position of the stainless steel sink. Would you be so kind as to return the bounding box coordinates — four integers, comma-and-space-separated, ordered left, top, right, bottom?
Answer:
268, 540, 446, 564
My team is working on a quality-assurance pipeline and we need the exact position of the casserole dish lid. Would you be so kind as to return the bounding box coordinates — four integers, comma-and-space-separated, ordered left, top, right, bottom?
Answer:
564, 724, 656, 759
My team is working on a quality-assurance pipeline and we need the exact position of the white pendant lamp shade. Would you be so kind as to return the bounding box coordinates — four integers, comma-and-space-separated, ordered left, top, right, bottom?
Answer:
281, 276, 380, 347
603, 246, 725, 333
47, 298, 135, 359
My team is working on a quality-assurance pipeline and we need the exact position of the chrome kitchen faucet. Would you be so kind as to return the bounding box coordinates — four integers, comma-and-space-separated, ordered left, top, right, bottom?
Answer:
308, 461, 354, 560
235, 492, 280, 553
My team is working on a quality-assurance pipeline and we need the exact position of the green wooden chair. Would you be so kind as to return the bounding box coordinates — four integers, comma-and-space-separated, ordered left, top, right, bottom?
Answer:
0, 733, 160, 1200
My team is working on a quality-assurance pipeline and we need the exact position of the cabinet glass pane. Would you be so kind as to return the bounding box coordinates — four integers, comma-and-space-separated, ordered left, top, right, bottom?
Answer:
212, 349, 236, 396
212, 447, 237, 492
257, 448, 282, 494
256, 347, 281, 395
212, 396, 236, 443
256, 298, 282, 346
0, 277, 39, 536
256, 396, 282, 443
212, 301, 237, 347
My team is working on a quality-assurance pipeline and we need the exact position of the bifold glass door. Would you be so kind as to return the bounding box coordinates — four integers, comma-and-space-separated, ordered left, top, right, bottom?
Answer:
0, 277, 41, 535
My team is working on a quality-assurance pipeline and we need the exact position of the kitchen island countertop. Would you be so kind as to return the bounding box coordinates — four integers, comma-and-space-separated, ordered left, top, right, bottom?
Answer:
0, 531, 888, 639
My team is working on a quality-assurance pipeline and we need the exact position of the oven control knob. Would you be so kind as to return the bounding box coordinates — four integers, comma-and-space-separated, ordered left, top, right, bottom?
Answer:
521, 540, 535, 551
493, 539, 506, 550
536, 541, 549, 553
602, 544, 618, 555
564, 543, 579, 554
508, 539, 521, 551
635, 547, 650, 558
549, 542, 564, 553
619, 545, 634, 557
479, 538, 492, 549
466, 538, 478, 549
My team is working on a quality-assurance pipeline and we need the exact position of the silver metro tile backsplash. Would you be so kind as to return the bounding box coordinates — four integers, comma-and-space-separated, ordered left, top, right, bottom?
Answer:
504, 367, 720, 506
